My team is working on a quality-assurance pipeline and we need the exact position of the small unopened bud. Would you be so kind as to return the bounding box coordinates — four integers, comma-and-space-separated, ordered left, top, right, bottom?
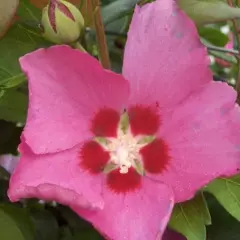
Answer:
41, 0, 84, 44
178, 0, 240, 25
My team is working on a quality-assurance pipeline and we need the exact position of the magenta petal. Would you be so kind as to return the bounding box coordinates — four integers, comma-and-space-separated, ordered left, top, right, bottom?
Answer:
20, 45, 129, 154
152, 82, 240, 202
74, 179, 174, 240
8, 142, 105, 210
123, 0, 212, 110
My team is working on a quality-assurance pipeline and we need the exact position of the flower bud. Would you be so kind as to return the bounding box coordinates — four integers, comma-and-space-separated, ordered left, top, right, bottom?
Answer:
178, 0, 240, 25
41, 0, 84, 44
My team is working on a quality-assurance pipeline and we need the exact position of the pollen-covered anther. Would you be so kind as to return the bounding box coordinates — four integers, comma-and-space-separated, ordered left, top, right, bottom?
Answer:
99, 122, 151, 175
105, 130, 141, 174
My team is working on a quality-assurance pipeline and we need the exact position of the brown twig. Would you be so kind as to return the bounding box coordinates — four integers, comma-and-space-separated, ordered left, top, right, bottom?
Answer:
91, 0, 111, 69
81, 0, 94, 27
227, 0, 240, 103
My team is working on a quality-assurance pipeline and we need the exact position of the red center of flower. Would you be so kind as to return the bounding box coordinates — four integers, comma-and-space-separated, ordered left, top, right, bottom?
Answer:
80, 105, 170, 193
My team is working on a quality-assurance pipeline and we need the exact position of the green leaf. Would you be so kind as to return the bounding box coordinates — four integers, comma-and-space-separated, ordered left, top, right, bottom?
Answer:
17, 0, 41, 21
0, 73, 26, 89
0, 0, 50, 87
198, 27, 229, 47
60, 227, 74, 240
101, 0, 115, 5
195, 192, 212, 225
0, 120, 23, 155
205, 174, 240, 221
0, 204, 34, 240
206, 193, 240, 240
0, 179, 10, 201
59, 206, 91, 230
169, 193, 209, 240
102, 0, 139, 25
0, 23, 50, 81
0, 167, 10, 181
0, 89, 4, 98
59, 206, 104, 239
178, 0, 240, 25
73, 229, 103, 240
0, 89, 28, 122
30, 208, 60, 240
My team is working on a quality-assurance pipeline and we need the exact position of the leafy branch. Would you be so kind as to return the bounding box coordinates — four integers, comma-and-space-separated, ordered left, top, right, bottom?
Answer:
227, 0, 240, 103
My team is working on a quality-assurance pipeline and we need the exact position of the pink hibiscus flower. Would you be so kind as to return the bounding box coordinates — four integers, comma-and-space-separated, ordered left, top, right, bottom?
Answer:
8, 0, 240, 239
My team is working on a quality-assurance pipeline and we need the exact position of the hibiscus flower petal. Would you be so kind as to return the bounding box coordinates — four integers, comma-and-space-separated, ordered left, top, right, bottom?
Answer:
123, 0, 212, 111
8, 142, 105, 210
74, 179, 174, 240
20, 45, 130, 154
151, 81, 240, 202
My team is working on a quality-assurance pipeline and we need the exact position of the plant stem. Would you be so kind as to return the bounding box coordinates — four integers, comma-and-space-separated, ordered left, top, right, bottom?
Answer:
206, 45, 239, 56
209, 50, 237, 64
227, 0, 240, 103
73, 41, 87, 53
81, 0, 94, 27
91, 0, 111, 69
